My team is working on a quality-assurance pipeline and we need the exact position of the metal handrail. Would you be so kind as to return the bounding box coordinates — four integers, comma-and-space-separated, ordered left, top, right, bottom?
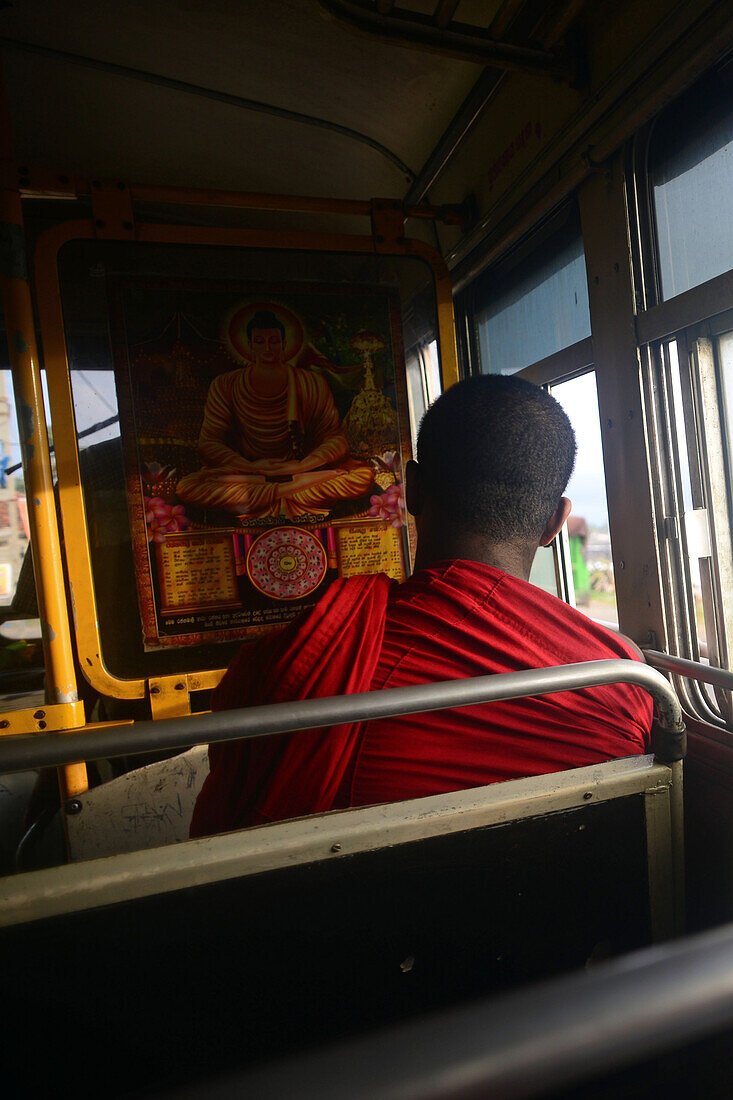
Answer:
0, 659, 684, 774
644, 648, 733, 691
198, 920, 733, 1100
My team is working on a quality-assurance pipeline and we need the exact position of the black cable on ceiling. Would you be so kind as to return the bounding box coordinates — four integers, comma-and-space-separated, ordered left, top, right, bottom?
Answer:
0, 36, 416, 182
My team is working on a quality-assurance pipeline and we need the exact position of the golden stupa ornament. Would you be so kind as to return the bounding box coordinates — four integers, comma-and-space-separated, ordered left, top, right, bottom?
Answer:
344, 330, 399, 460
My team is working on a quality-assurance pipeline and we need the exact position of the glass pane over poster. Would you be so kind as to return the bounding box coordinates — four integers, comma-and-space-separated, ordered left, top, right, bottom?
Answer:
56, 242, 438, 678
113, 279, 410, 648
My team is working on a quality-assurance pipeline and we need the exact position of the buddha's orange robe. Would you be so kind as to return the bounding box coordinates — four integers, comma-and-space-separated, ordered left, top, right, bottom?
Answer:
177, 366, 373, 518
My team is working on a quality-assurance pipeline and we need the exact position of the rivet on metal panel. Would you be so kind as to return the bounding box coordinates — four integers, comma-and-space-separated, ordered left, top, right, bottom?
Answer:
0, 700, 85, 736
371, 198, 405, 251
149, 675, 192, 720
91, 180, 135, 239
583, 792, 593, 800
16, 166, 77, 198
331, 843, 342, 853
65, 798, 83, 815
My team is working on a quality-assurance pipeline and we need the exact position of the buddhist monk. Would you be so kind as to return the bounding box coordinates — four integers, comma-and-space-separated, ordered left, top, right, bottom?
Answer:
190, 375, 652, 836
176, 309, 374, 519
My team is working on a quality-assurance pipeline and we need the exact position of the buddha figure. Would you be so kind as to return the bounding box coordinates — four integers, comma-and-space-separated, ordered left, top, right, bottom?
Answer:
176, 308, 374, 520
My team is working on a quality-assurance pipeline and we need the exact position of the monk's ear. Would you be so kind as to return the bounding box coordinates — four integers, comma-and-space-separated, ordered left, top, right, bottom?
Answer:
405, 460, 423, 517
539, 496, 572, 546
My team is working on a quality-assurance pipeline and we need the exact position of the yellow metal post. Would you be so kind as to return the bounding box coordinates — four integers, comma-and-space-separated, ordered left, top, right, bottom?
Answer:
0, 76, 87, 798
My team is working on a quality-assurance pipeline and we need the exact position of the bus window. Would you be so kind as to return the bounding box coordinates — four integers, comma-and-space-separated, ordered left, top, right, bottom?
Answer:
550, 372, 618, 629
666, 340, 709, 657
474, 209, 591, 376
717, 330, 733, 469
647, 332, 730, 723
405, 340, 441, 451
638, 71, 733, 721
0, 370, 29, 608
470, 210, 597, 609
528, 543, 561, 599
72, 370, 120, 450
651, 69, 733, 300
0, 369, 44, 706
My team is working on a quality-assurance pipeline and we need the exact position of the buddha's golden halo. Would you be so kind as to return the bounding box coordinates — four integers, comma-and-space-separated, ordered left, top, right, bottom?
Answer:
225, 301, 305, 365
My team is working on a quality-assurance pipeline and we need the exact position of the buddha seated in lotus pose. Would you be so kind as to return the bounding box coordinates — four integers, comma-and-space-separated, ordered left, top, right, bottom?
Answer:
176, 309, 374, 520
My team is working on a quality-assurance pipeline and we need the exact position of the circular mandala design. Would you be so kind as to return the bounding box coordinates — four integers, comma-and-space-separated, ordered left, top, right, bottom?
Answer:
247, 526, 327, 601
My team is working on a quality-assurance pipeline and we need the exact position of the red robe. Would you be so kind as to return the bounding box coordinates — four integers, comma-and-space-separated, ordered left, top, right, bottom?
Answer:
190, 560, 652, 838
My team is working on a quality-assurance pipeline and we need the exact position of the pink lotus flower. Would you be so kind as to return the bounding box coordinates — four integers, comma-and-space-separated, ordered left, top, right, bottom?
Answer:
144, 461, 177, 483
371, 451, 401, 476
368, 483, 405, 528
144, 496, 191, 542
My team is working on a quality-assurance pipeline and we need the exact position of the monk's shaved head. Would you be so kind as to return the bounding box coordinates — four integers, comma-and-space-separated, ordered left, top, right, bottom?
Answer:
416, 375, 576, 543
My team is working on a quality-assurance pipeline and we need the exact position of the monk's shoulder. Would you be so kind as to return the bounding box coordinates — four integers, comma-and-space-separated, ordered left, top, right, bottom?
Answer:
494, 571, 643, 661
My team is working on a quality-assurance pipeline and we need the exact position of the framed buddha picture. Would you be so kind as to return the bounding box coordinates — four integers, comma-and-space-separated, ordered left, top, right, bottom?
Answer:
110, 279, 412, 649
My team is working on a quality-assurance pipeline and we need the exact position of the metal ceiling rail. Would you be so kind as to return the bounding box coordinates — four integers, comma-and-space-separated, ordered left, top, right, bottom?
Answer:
127, 183, 467, 224
403, 66, 506, 205
190, 919, 733, 1099
0, 37, 417, 182
0, 659, 684, 775
402, 0, 586, 205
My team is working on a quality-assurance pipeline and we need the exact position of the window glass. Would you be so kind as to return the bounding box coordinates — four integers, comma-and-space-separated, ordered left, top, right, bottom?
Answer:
550, 372, 618, 628
0, 369, 32, 613
58, 241, 437, 683
665, 340, 708, 653
651, 68, 733, 300
405, 341, 441, 452
0, 368, 45, 704
528, 544, 559, 598
73, 370, 121, 449
422, 340, 442, 406
475, 217, 591, 375
718, 330, 733, 464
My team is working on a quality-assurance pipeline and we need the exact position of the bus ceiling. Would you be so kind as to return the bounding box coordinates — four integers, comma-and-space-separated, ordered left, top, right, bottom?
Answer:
0, 0, 728, 239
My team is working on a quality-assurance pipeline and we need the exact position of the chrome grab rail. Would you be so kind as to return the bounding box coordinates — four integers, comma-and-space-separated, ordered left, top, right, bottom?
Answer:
0, 659, 684, 774
207, 920, 733, 1100
644, 648, 733, 691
